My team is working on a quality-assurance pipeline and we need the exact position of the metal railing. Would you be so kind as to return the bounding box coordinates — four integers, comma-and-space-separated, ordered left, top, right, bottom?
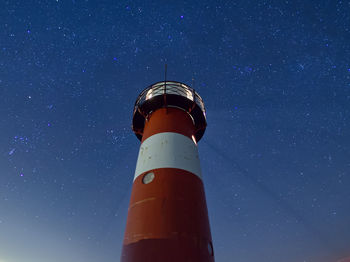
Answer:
134, 81, 206, 115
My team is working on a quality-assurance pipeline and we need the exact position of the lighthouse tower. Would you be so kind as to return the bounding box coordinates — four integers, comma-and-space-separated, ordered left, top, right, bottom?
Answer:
121, 81, 214, 262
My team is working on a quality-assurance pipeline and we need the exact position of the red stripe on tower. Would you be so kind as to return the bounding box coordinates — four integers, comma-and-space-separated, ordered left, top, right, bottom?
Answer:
121, 81, 214, 262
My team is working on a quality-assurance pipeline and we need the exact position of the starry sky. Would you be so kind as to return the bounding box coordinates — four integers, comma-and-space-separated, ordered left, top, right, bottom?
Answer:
1, 0, 350, 261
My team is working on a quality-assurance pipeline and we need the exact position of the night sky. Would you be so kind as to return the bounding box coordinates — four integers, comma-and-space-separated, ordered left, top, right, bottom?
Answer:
1, 1, 350, 261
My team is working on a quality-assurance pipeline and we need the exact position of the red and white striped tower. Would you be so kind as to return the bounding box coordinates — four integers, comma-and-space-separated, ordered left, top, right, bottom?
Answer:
121, 81, 214, 262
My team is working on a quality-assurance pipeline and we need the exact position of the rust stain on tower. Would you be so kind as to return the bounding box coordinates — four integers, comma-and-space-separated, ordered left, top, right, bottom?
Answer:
121, 81, 214, 262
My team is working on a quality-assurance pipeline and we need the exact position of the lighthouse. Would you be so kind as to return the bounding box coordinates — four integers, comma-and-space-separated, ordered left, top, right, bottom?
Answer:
121, 81, 214, 262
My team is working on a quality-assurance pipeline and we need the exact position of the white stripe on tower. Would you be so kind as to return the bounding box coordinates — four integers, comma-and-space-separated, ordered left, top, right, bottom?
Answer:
134, 132, 202, 181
